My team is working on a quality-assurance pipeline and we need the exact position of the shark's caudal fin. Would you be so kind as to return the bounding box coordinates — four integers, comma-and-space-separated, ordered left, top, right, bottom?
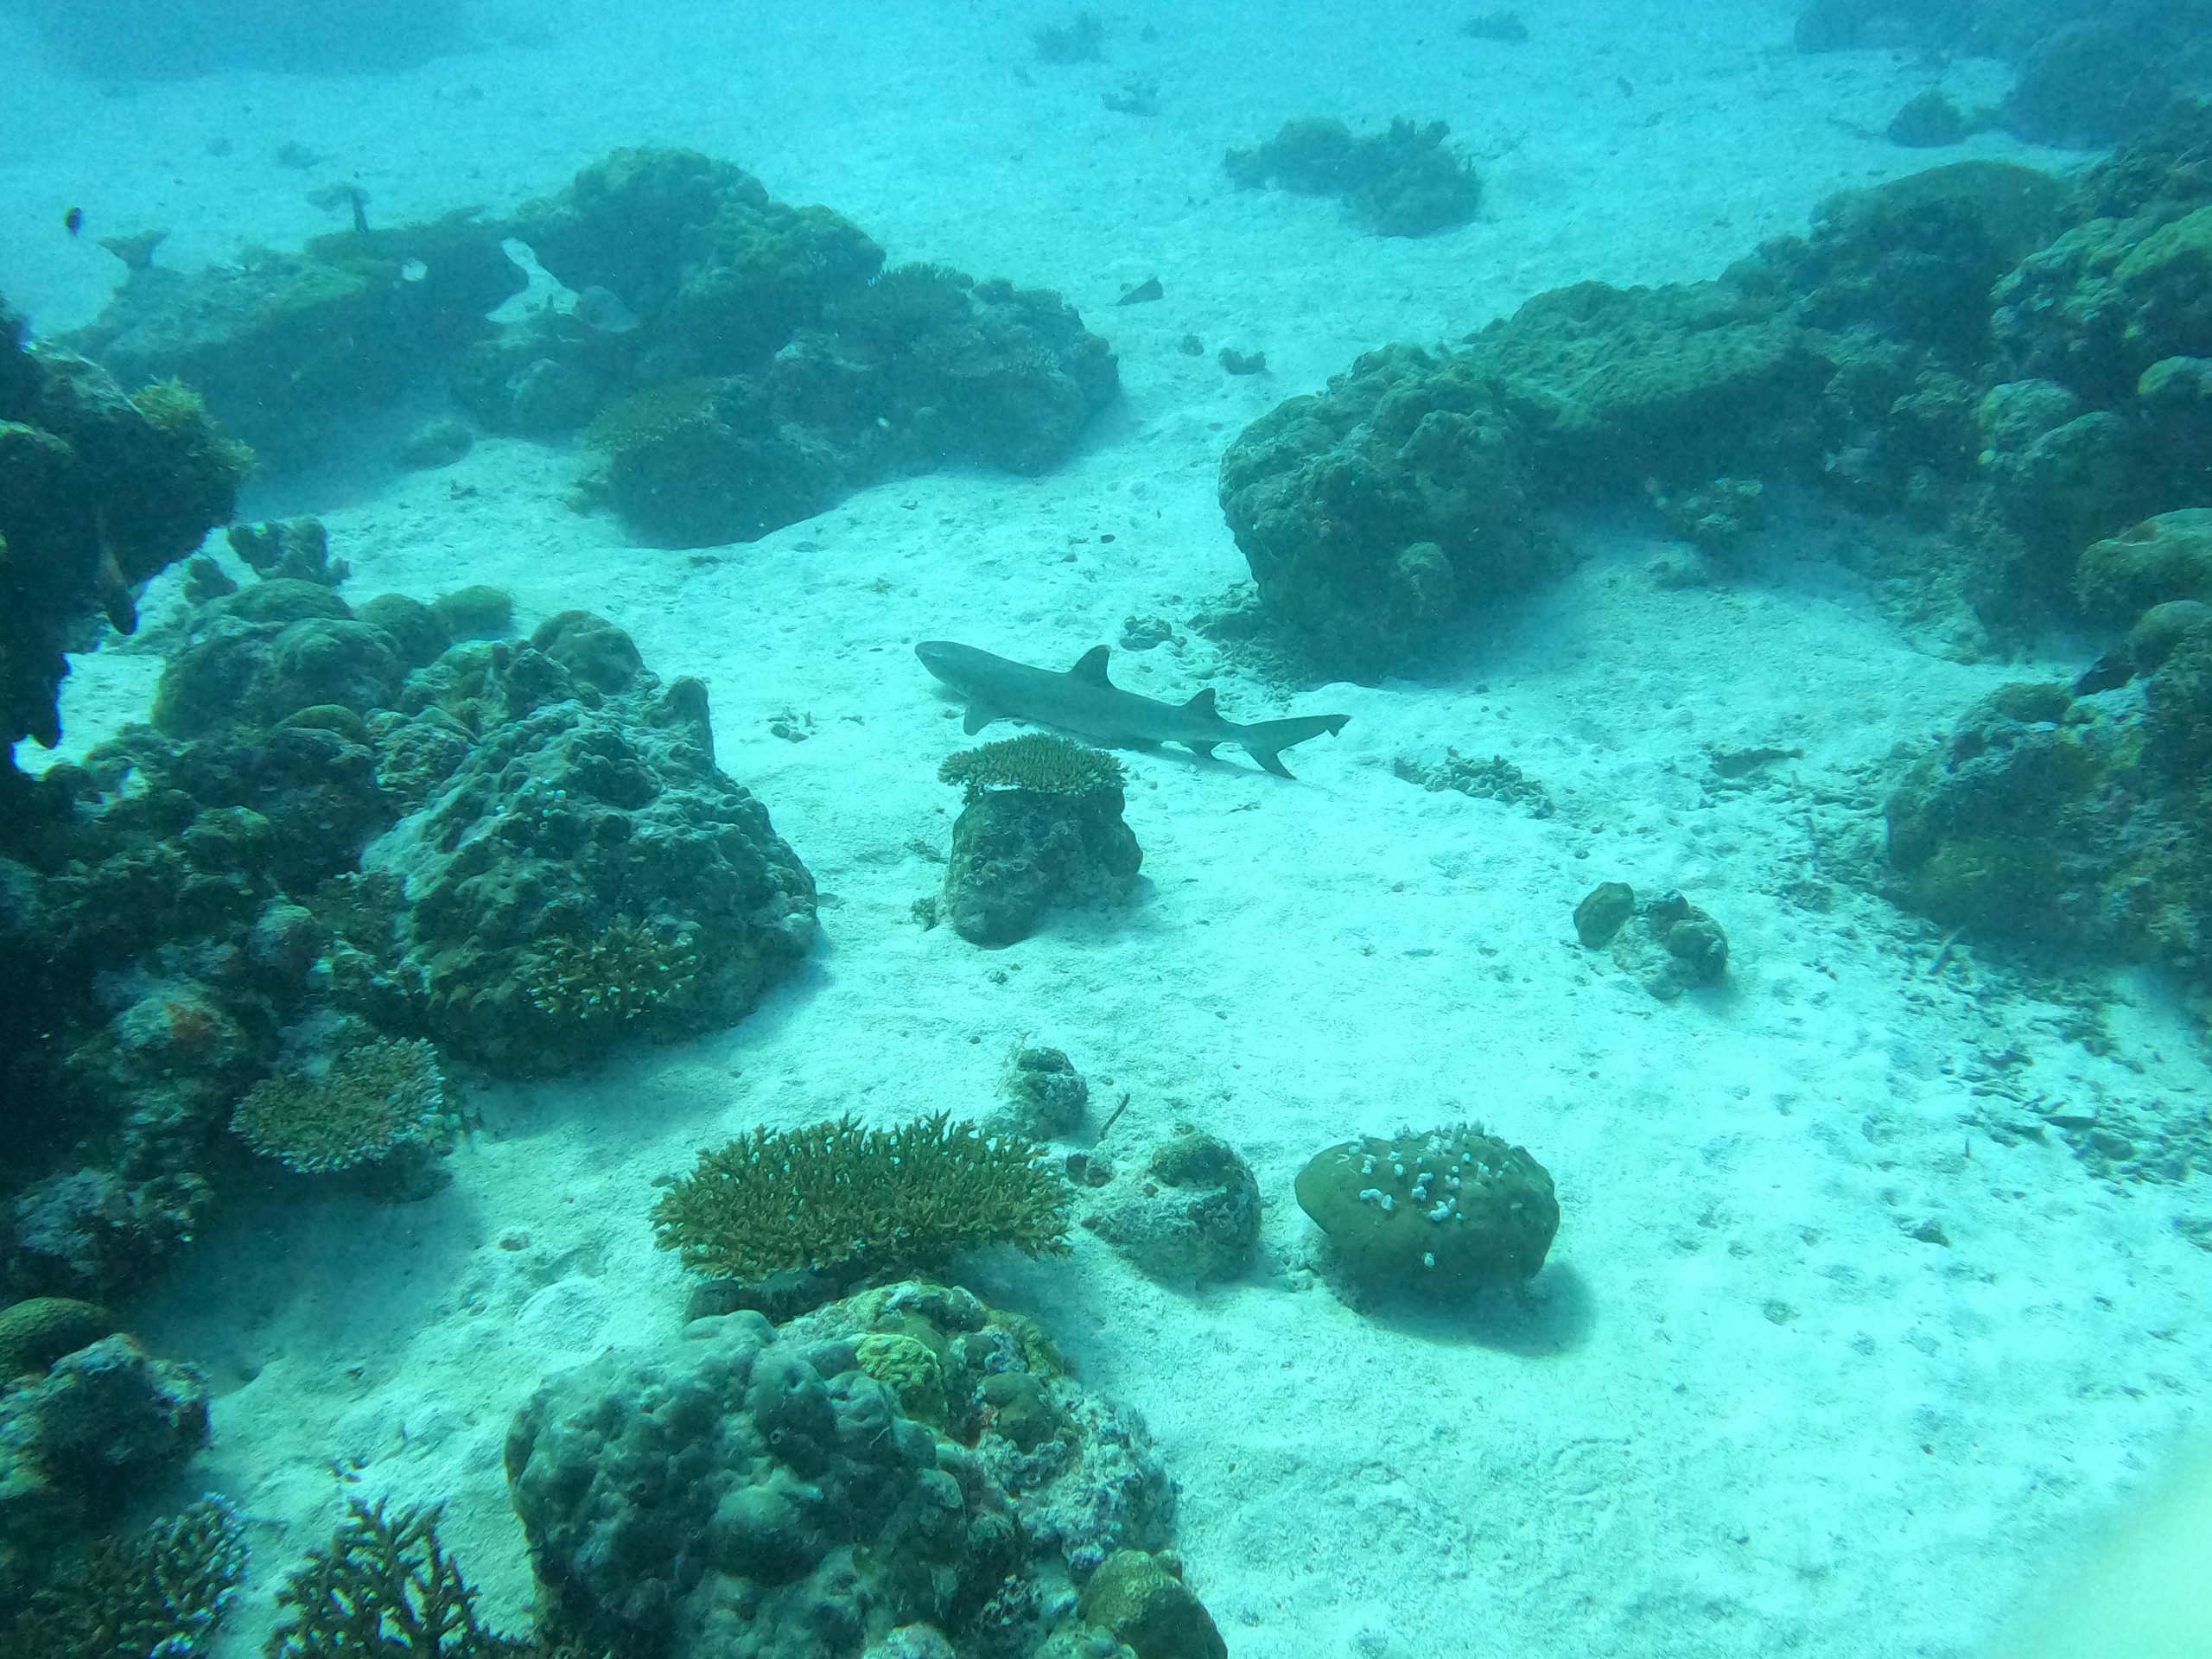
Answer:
1236, 714, 1350, 779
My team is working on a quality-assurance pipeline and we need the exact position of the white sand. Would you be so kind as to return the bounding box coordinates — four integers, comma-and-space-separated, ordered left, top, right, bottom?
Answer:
7, 3, 2210, 1656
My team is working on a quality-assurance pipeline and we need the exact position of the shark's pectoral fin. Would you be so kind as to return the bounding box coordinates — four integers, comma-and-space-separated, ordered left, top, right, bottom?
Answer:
1187, 741, 1218, 760
963, 702, 1001, 734
1069, 645, 1115, 685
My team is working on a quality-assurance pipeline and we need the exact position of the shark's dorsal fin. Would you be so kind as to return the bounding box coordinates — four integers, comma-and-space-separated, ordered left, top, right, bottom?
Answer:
1068, 645, 1114, 685
1182, 688, 1218, 716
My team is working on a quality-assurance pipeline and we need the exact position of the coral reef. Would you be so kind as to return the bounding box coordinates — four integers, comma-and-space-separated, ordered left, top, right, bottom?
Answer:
67, 214, 523, 467
66, 147, 1116, 539
0, 304, 246, 757
1294, 1125, 1560, 1300
457, 150, 1118, 546
1225, 118, 1483, 238
367, 622, 817, 1072
2, 1497, 246, 1659
0, 1333, 212, 1611
1884, 672, 2209, 988
652, 1114, 1071, 1290
4, 554, 813, 1300
266, 1499, 524, 1658
1216, 130, 2212, 674
938, 737, 1142, 946
505, 1280, 1191, 1657
1794, 1, 2212, 147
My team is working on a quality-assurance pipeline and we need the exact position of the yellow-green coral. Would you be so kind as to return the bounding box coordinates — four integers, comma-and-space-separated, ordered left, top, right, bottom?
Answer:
582, 377, 721, 458
853, 1332, 947, 1426
522, 918, 702, 1024
130, 378, 256, 487
230, 1039, 448, 1174
652, 1112, 1071, 1282
938, 733, 1126, 800
0, 1296, 116, 1379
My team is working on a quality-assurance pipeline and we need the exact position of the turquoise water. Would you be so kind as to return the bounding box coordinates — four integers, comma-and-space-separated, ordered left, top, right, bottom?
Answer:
2, 4, 2208, 1657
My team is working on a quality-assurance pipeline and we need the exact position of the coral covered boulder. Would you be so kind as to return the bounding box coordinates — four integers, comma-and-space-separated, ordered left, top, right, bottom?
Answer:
937, 735, 1142, 946
505, 1281, 1192, 1659
1884, 677, 2209, 974
366, 620, 817, 1072
1295, 1125, 1559, 1300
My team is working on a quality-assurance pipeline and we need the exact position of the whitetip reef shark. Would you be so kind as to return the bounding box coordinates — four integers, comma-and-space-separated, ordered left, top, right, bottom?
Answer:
916, 639, 1349, 779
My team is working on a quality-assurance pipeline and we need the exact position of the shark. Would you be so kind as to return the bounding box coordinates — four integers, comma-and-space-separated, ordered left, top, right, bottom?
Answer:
916, 639, 1349, 779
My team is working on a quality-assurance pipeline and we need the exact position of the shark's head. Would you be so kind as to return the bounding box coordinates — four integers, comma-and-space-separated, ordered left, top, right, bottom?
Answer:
914, 639, 975, 687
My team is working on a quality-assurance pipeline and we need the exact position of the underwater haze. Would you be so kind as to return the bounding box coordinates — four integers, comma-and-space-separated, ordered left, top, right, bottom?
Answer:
3, 2, 2212, 1656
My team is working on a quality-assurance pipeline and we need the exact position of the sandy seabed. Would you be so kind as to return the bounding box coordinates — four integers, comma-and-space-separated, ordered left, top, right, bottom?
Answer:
5, 3, 2209, 1656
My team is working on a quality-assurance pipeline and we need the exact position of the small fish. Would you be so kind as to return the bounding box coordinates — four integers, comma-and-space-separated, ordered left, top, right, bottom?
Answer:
63, 206, 84, 236
571, 284, 639, 334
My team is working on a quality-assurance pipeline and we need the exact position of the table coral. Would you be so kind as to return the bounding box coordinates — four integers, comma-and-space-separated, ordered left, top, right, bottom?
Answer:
652, 1113, 1071, 1287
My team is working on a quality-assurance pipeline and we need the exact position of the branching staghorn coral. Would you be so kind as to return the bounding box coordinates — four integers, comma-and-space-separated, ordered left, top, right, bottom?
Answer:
652, 1111, 1072, 1282
520, 918, 702, 1025
5, 1496, 247, 1659
265, 1499, 524, 1658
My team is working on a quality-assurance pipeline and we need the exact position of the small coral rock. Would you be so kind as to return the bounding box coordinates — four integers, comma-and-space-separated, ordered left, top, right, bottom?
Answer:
939, 738, 1141, 946
1083, 1125, 1261, 1287
1077, 1549, 1226, 1659
999, 1045, 1090, 1139
1573, 880, 1636, 948
1575, 884, 1729, 998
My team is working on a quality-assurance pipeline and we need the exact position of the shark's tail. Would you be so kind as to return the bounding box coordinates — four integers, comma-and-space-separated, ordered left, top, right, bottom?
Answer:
1237, 714, 1350, 779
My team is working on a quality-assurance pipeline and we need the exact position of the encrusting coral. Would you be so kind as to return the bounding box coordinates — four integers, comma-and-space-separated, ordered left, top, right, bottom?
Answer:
228, 1038, 449, 1174
652, 1112, 1071, 1285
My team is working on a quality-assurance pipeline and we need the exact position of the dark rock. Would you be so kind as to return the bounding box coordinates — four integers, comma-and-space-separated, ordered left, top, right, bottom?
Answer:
1573, 881, 1636, 948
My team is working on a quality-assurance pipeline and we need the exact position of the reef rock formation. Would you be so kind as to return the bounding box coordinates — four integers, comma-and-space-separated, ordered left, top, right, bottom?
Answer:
1221, 129, 2212, 675
936, 736, 1142, 946
0, 1331, 210, 1612
3, 555, 814, 1300
1294, 1125, 1560, 1300
1885, 673, 2209, 971
365, 616, 817, 1072
0, 303, 246, 759
505, 1281, 1201, 1659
